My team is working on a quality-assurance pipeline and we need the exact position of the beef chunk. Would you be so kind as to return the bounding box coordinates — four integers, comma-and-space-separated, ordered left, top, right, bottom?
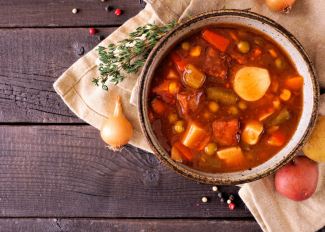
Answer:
203, 47, 231, 82
212, 119, 241, 146
177, 90, 205, 118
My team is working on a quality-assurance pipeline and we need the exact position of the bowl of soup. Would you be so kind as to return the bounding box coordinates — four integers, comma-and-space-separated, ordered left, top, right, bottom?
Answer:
138, 10, 319, 185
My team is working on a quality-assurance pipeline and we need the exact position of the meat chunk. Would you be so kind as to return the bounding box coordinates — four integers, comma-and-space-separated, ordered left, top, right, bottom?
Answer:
203, 47, 231, 82
177, 90, 205, 118
212, 119, 241, 146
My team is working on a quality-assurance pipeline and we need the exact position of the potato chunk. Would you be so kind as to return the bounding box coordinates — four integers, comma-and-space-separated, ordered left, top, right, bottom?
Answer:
184, 64, 206, 89
242, 120, 264, 145
181, 122, 207, 149
303, 116, 325, 162
171, 145, 186, 163
217, 146, 245, 167
234, 67, 271, 101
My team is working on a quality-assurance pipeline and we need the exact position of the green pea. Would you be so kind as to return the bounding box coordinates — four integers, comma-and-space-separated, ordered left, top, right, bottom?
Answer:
208, 101, 219, 113
181, 42, 190, 51
274, 58, 285, 70
168, 113, 178, 124
229, 106, 239, 115
174, 120, 185, 133
237, 100, 247, 110
237, 41, 250, 53
204, 143, 218, 156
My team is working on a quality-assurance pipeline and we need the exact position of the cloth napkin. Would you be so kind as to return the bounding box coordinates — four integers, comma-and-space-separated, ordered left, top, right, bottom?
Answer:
54, 0, 325, 231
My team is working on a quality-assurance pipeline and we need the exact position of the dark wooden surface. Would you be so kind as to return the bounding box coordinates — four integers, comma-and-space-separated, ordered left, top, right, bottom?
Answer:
0, 0, 321, 231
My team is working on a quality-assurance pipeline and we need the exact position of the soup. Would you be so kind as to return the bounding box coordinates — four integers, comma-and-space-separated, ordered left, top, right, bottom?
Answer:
147, 25, 303, 173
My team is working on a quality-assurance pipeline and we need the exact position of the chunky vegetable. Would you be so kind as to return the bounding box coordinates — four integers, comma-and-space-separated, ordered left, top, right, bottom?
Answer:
234, 67, 271, 101
267, 107, 291, 127
173, 142, 193, 160
171, 145, 186, 163
100, 95, 133, 151
207, 87, 238, 105
242, 120, 264, 145
268, 131, 285, 146
189, 46, 202, 57
202, 30, 230, 52
170, 51, 187, 72
184, 64, 206, 89
181, 122, 207, 149
302, 116, 325, 162
217, 147, 245, 167
284, 76, 304, 90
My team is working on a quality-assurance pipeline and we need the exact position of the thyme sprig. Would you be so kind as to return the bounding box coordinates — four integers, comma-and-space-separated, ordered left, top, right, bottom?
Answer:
94, 20, 178, 91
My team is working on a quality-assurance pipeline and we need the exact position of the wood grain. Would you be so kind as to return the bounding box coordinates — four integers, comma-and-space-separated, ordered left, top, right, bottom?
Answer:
0, 125, 251, 218
0, 28, 117, 123
0, 0, 143, 28
0, 218, 262, 232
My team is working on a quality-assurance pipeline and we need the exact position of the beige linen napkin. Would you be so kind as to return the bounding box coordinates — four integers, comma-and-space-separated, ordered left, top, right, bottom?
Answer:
54, 0, 325, 231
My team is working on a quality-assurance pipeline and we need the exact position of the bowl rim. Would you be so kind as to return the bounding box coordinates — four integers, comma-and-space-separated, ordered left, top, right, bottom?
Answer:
137, 9, 319, 185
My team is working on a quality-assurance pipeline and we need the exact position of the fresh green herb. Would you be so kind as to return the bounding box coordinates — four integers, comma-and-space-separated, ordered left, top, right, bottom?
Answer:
223, 5, 226, 9
186, 13, 192, 18
94, 21, 178, 90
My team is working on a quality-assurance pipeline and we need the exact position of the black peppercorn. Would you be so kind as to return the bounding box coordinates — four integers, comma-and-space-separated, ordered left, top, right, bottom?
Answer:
105, 5, 110, 11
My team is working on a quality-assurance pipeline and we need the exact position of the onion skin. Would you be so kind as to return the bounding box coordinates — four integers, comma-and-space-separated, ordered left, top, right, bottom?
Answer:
266, 0, 296, 13
100, 95, 133, 151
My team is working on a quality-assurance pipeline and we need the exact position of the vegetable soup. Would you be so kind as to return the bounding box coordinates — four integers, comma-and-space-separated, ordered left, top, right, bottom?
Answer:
147, 25, 303, 173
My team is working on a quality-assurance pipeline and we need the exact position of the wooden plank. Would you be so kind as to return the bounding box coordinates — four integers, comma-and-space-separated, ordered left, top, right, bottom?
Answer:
0, 0, 143, 28
0, 28, 118, 123
0, 125, 252, 218
0, 218, 262, 232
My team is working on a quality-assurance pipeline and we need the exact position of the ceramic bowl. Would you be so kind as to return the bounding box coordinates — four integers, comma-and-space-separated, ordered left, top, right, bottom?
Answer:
138, 10, 319, 185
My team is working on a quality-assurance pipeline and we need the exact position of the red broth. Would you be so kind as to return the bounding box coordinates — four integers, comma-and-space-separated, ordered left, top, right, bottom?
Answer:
147, 25, 303, 173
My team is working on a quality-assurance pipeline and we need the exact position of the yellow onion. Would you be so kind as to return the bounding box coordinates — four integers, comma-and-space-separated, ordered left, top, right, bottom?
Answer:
266, 0, 296, 13
100, 95, 133, 151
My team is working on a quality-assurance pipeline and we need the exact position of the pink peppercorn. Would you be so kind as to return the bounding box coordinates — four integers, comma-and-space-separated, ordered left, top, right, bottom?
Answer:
89, 28, 96, 34
115, 9, 121, 15
229, 203, 235, 210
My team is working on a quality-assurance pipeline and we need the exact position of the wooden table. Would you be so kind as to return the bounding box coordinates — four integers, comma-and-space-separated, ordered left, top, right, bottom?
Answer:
0, 1, 323, 231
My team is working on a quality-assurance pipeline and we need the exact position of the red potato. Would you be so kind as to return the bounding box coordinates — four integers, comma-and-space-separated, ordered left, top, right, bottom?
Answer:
275, 156, 319, 202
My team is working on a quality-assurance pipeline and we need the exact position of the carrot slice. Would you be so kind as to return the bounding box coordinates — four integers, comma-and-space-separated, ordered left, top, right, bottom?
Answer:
268, 132, 285, 146
152, 81, 170, 94
197, 134, 211, 151
174, 142, 193, 161
284, 76, 304, 91
170, 51, 187, 72
229, 31, 238, 42
202, 30, 230, 52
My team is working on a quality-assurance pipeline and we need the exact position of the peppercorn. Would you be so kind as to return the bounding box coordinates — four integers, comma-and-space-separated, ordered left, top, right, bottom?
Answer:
202, 197, 208, 203
217, 192, 222, 198
220, 197, 225, 203
105, 5, 110, 11
227, 199, 232, 204
89, 28, 96, 34
229, 195, 234, 201
229, 203, 235, 210
212, 186, 218, 192
98, 35, 104, 41
72, 8, 78, 14
115, 9, 121, 15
